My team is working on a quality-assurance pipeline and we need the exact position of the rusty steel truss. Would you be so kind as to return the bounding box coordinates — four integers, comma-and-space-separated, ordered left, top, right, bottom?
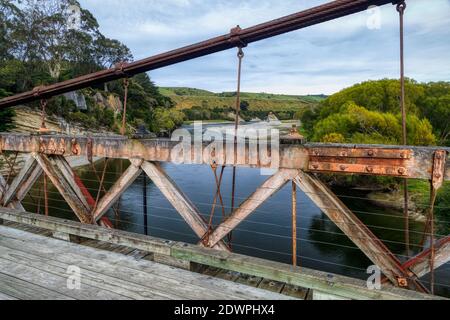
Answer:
0, 133, 449, 293
0, 0, 448, 295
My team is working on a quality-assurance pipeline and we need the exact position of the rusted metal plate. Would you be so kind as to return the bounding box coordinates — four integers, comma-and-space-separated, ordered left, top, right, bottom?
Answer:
308, 162, 408, 177
308, 147, 412, 159
308, 146, 414, 177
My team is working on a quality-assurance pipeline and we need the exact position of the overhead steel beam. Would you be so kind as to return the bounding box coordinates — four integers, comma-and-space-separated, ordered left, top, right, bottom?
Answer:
0, 0, 401, 109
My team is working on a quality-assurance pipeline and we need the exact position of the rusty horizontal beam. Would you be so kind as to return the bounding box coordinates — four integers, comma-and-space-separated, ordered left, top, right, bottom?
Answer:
0, 0, 400, 109
0, 134, 449, 181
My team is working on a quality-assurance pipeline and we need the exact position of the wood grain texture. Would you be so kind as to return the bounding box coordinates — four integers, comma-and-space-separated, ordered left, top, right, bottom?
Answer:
0, 225, 291, 300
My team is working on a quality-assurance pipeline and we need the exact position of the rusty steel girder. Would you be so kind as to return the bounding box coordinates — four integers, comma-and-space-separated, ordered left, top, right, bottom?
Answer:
0, 0, 402, 109
0, 134, 449, 181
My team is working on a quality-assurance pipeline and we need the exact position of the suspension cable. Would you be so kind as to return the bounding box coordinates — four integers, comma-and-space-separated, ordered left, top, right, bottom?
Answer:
121, 78, 130, 136
231, 46, 245, 213
397, 1, 410, 257
39, 99, 49, 133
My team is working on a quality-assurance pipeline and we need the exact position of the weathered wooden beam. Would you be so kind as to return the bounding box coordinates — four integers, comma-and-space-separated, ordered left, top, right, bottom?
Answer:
205, 169, 299, 248
141, 161, 229, 251
1, 134, 448, 181
2, 156, 39, 206
0, 208, 442, 300
32, 153, 92, 224
293, 171, 426, 292
93, 159, 143, 222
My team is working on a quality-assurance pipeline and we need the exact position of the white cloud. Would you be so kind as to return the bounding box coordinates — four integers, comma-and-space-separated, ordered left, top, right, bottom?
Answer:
78, 0, 450, 95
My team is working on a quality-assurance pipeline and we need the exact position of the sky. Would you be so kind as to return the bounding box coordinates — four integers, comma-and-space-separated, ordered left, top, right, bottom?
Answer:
77, 0, 450, 95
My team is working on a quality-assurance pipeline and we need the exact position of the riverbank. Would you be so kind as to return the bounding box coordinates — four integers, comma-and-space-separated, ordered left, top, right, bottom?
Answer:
368, 180, 450, 230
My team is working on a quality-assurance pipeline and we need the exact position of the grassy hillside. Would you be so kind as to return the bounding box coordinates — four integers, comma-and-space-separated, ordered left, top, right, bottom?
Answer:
159, 87, 326, 121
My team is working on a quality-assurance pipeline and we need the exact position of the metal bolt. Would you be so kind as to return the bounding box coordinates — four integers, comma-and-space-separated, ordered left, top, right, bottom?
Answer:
368, 150, 374, 157
398, 167, 406, 175
311, 164, 319, 170
400, 152, 406, 158
366, 166, 374, 173
340, 165, 347, 171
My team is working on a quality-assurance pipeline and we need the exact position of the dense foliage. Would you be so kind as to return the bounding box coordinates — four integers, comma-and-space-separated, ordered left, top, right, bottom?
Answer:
0, 0, 178, 134
300, 79, 450, 146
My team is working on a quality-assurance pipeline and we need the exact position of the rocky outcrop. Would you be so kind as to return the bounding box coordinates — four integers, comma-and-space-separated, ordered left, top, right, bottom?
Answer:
93, 92, 123, 114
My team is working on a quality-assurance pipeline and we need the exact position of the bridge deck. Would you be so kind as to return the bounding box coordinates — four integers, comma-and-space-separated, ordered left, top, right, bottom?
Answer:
0, 225, 293, 300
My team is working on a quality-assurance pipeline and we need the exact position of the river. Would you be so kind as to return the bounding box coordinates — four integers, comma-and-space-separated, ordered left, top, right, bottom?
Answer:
20, 121, 450, 298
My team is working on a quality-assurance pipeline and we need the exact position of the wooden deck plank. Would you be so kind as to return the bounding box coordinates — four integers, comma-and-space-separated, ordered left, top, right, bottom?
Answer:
0, 235, 250, 300
0, 246, 185, 300
0, 257, 130, 300
0, 273, 72, 300
0, 226, 294, 300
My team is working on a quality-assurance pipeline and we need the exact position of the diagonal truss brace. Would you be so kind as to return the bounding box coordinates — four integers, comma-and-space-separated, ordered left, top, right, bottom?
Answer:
141, 161, 231, 251
293, 170, 427, 292
0, 174, 25, 211
204, 169, 300, 248
33, 154, 92, 224
1, 155, 42, 208
93, 159, 143, 222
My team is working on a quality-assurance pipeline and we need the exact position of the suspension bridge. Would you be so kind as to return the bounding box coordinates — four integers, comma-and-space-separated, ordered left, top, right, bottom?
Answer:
0, 0, 448, 300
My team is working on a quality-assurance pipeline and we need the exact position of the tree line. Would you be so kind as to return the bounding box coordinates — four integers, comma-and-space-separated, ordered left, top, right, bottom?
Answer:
0, 0, 182, 135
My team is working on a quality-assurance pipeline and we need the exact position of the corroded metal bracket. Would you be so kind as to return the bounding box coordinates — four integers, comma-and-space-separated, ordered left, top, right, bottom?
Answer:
308, 147, 413, 177
432, 150, 447, 190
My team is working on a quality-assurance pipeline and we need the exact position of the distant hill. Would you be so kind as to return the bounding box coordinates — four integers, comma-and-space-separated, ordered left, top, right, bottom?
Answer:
158, 87, 326, 121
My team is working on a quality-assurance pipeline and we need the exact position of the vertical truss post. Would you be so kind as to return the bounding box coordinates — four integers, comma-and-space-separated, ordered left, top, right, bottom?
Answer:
428, 150, 447, 294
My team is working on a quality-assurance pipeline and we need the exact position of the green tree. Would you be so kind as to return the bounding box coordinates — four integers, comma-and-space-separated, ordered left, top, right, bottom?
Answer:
312, 102, 436, 146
